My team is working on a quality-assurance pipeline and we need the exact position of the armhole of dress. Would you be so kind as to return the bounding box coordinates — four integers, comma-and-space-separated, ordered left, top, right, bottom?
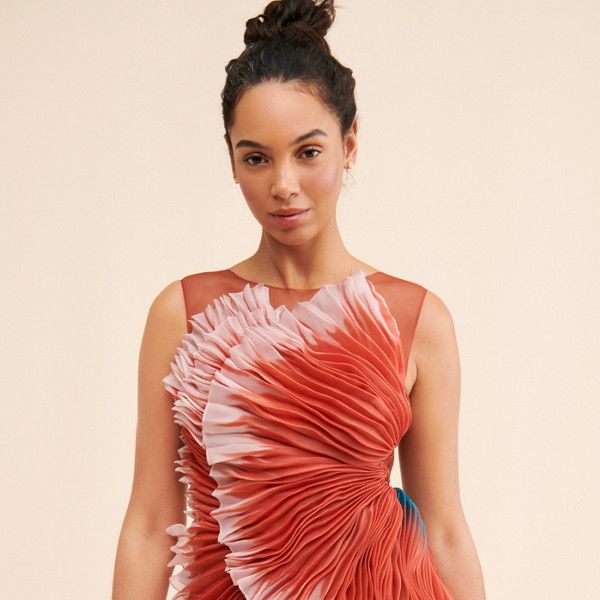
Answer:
179, 277, 192, 334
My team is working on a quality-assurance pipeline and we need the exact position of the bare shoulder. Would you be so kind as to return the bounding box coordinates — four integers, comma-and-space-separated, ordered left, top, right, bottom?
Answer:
150, 278, 185, 316
412, 289, 459, 377
145, 279, 187, 339
416, 289, 456, 338
138, 279, 189, 373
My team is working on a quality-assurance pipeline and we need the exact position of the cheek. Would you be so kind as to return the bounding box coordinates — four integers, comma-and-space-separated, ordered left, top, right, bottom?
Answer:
240, 180, 268, 214
305, 162, 341, 198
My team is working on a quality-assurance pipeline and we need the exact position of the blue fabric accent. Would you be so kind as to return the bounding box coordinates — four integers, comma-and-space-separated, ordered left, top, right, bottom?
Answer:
393, 486, 428, 537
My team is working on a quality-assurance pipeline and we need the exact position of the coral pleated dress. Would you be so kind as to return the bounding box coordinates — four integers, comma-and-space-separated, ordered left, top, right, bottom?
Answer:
162, 267, 454, 599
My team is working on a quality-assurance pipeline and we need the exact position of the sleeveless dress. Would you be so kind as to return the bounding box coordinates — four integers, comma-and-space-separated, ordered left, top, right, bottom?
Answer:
162, 267, 454, 600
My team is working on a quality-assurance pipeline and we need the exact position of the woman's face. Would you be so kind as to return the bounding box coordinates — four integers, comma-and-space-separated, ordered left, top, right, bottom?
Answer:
227, 81, 357, 245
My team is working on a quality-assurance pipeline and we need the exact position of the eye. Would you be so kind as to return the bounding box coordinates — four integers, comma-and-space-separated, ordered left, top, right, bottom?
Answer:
243, 155, 266, 166
300, 147, 321, 159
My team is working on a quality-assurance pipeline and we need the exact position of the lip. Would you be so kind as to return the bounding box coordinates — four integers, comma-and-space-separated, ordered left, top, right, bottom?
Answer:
271, 208, 309, 215
269, 208, 310, 227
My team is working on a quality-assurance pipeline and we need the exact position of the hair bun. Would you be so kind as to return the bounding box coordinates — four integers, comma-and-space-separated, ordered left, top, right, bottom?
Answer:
244, 0, 335, 48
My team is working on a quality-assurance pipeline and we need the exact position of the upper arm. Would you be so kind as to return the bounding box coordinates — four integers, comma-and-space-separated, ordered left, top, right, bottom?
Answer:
398, 289, 466, 544
124, 279, 188, 534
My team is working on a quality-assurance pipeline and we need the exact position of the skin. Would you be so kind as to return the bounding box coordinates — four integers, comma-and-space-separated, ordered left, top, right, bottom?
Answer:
112, 80, 486, 599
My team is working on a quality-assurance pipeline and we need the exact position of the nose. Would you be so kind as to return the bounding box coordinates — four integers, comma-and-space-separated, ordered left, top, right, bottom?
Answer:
270, 160, 300, 200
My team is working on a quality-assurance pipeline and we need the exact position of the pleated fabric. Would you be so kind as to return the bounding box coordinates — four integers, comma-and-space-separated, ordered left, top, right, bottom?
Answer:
162, 268, 454, 599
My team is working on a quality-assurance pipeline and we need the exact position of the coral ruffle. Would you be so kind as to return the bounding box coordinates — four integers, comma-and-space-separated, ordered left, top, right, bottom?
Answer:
162, 269, 454, 599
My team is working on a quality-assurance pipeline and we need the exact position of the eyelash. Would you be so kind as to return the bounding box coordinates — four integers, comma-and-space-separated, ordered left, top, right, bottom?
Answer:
243, 147, 322, 167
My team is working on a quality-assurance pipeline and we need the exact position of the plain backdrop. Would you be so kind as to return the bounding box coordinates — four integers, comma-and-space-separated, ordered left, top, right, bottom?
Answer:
2, 1, 599, 598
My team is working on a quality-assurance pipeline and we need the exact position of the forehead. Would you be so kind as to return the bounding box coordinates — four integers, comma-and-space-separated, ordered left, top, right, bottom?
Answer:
230, 81, 338, 144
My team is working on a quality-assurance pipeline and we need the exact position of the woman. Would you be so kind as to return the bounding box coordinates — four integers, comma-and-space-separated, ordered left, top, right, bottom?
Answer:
112, 1, 486, 598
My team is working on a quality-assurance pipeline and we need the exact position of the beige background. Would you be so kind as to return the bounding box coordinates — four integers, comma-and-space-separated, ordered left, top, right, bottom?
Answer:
2, 1, 599, 598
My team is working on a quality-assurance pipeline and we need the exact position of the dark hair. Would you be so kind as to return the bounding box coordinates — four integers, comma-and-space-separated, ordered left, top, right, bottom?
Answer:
221, 0, 357, 150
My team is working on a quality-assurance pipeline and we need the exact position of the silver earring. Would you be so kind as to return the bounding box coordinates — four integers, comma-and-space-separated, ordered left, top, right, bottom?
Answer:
343, 162, 355, 187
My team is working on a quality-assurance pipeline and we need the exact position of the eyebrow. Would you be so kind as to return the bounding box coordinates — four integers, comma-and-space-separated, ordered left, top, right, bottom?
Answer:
234, 128, 328, 150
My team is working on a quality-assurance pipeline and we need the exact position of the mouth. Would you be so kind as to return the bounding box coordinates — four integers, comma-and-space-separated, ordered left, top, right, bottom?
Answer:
269, 208, 310, 226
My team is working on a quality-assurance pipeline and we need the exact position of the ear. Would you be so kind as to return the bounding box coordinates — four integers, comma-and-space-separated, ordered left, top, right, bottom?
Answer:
343, 116, 359, 167
224, 133, 236, 178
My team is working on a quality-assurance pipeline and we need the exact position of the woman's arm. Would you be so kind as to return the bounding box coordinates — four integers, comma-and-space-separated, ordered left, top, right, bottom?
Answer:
399, 290, 486, 600
112, 280, 188, 600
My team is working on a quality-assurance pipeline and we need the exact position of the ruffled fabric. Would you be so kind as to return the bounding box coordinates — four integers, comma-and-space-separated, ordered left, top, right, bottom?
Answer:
162, 269, 454, 599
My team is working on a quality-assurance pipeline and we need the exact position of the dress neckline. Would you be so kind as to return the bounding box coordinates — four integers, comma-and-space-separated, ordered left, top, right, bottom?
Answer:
226, 267, 382, 291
